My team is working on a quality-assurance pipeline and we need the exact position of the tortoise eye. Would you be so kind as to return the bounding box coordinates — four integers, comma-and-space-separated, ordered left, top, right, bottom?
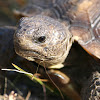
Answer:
38, 36, 46, 43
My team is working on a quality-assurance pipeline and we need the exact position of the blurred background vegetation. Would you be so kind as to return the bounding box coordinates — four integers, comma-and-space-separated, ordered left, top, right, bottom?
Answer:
0, 0, 27, 26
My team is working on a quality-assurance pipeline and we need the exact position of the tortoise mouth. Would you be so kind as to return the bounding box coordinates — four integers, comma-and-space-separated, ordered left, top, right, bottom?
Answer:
14, 39, 55, 62
15, 43, 54, 61
20, 49, 55, 62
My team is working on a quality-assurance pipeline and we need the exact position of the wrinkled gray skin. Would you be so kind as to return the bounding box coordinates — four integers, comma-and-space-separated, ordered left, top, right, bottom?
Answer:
14, 15, 73, 68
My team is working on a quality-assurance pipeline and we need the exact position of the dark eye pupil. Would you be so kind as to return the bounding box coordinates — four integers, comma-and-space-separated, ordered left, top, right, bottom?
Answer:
38, 36, 46, 43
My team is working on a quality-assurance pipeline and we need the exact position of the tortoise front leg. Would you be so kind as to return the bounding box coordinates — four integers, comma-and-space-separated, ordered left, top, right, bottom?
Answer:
45, 69, 81, 100
81, 71, 100, 100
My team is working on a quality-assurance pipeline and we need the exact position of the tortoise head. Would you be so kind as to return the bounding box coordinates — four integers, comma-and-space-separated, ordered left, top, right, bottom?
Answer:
14, 15, 73, 68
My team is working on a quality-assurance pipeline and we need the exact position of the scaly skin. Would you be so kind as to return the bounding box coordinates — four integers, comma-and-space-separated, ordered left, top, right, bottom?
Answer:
81, 71, 100, 100
14, 15, 73, 69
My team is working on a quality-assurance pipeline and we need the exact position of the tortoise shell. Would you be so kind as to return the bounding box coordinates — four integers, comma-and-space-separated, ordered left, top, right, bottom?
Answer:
67, 0, 100, 59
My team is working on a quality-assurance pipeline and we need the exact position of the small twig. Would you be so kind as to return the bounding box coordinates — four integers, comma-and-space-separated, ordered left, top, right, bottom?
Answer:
4, 77, 7, 95
42, 85, 47, 100
25, 91, 31, 100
